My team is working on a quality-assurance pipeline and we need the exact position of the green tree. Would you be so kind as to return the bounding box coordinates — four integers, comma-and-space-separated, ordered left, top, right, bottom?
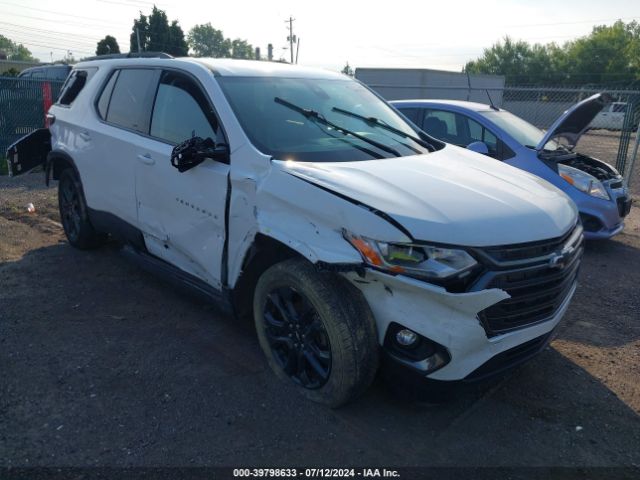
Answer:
96, 35, 121, 56
465, 20, 640, 86
0, 34, 38, 62
341, 62, 354, 76
188, 23, 229, 57
168, 21, 188, 56
186, 23, 254, 59
2, 67, 20, 77
230, 39, 254, 59
129, 7, 187, 56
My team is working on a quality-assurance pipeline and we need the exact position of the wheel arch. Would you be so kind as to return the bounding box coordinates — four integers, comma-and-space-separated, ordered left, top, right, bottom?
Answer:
46, 150, 80, 185
231, 233, 307, 321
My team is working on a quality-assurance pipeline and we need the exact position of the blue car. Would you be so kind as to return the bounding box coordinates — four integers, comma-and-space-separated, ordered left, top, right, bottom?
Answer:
391, 94, 632, 239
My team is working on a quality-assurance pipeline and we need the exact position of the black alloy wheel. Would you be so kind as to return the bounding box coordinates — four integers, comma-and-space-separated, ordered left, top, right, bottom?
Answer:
262, 286, 332, 389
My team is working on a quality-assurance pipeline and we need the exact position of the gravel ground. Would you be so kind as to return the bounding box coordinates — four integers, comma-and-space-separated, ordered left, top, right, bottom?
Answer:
1, 174, 639, 469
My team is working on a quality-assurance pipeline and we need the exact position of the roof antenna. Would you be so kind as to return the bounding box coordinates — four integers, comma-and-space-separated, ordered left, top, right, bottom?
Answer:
486, 89, 499, 111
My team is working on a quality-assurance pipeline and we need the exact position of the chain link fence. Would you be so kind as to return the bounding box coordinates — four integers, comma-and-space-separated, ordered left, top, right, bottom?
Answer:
364, 81, 640, 194
0, 77, 64, 161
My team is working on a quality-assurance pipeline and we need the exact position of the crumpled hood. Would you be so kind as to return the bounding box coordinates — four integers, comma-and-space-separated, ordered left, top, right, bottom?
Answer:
276, 145, 577, 246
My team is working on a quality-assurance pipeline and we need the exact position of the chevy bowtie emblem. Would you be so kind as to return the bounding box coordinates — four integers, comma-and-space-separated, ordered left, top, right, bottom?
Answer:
549, 252, 567, 269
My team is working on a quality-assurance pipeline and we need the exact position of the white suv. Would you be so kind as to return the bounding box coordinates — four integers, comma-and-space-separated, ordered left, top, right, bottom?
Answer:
7, 56, 583, 406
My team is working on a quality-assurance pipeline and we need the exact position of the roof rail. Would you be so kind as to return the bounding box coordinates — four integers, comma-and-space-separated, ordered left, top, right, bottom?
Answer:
82, 52, 174, 61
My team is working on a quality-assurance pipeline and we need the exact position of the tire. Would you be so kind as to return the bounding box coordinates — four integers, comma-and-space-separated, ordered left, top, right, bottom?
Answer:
253, 258, 379, 407
58, 168, 104, 249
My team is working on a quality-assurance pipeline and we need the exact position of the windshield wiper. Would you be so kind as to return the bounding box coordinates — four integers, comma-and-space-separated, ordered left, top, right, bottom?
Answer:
274, 97, 401, 157
332, 106, 435, 152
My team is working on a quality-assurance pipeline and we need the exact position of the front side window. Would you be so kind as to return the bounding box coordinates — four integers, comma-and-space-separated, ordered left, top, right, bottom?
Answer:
218, 77, 431, 162
150, 71, 218, 145
105, 69, 158, 133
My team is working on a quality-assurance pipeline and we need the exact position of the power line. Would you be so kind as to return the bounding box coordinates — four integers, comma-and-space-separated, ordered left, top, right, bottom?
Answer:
0, 9, 123, 31
0, 0, 124, 27
0, 21, 101, 45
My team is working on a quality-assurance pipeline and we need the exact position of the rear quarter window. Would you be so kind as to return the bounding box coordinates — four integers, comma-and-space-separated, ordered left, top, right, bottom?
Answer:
57, 68, 98, 106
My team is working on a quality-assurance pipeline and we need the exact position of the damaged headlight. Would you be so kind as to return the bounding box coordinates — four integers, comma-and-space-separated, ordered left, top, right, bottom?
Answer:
558, 164, 610, 200
344, 231, 478, 284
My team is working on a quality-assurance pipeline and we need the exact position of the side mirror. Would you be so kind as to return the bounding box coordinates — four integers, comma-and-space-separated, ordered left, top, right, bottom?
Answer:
466, 141, 489, 155
171, 136, 229, 172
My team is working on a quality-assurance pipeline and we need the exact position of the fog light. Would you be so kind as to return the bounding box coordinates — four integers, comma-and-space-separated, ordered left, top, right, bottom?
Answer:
396, 329, 418, 346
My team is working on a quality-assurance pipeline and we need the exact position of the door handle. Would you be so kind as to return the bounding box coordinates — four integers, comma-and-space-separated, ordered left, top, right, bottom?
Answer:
137, 153, 155, 165
79, 131, 91, 141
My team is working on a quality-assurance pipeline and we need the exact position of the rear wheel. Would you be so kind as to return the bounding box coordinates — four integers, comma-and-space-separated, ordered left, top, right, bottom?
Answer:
254, 258, 379, 407
58, 168, 104, 249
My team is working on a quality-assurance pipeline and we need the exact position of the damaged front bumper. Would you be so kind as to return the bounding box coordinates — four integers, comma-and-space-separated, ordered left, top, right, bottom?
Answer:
346, 269, 577, 382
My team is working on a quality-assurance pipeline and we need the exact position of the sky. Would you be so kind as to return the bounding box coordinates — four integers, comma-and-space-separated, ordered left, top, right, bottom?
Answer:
1, 0, 638, 72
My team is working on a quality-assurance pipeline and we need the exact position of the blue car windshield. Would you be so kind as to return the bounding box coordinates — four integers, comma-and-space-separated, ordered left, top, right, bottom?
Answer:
481, 110, 558, 150
217, 76, 430, 162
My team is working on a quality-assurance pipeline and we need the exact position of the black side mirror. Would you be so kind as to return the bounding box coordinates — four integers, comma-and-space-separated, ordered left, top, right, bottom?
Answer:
170, 136, 229, 172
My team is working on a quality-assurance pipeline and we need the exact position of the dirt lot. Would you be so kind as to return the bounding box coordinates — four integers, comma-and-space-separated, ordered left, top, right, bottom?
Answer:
1, 174, 639, 470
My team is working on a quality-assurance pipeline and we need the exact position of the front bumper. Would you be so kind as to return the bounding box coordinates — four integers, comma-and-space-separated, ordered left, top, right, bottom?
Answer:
574, 184, 631, 240
346, 269, 577, 381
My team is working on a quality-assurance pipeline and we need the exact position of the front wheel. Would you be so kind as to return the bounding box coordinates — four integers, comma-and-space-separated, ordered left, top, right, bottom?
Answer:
254, 258, 379, 407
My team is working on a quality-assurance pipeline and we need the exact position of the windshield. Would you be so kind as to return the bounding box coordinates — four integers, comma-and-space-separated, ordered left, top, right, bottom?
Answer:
217, 77, 431, 162
481, 110, 558, 150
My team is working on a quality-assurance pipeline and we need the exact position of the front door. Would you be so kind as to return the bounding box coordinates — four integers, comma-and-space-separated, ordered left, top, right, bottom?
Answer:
134, 70, 229, 289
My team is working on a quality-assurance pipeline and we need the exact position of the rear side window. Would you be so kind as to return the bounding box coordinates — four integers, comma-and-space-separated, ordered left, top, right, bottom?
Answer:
150, 71, 219, 145
50, 68, 71, 81
58, 68, 97, 106
105, 69, 158, 133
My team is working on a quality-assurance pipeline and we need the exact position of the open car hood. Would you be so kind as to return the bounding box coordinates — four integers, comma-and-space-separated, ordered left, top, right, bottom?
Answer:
536, 93, 612, 152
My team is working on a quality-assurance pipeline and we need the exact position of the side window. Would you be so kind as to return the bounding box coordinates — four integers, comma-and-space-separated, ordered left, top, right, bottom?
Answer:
31, 69, 45, 79
106, 69, 158, 133
51, 68, 71, 81
466, 117, 497, 152
422, 110, 457, 142
150, 70, 219, 145
612, 104, 627, 113
397, 107, 423, 126
57, 68, 97, 106
97, 70, 119, 119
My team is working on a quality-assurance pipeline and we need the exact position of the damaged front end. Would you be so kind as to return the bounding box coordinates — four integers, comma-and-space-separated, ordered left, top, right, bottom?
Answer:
345, 222, 583, 382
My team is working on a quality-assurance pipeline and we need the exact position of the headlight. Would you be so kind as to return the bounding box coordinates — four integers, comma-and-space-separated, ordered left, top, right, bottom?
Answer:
344, 231, 478, 283
558, 164, 610, 200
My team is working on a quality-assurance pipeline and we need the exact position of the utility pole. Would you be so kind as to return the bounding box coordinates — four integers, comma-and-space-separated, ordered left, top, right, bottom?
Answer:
285, 16, 296, 64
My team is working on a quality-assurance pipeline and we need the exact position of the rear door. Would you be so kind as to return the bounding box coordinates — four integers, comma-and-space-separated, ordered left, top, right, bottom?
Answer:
78, 68, 160, 227
134, 69, 229, 288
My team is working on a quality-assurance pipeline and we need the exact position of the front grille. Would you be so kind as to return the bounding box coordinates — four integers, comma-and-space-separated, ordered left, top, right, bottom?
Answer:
479, 225, 577, 265
472, 224, 583, 337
